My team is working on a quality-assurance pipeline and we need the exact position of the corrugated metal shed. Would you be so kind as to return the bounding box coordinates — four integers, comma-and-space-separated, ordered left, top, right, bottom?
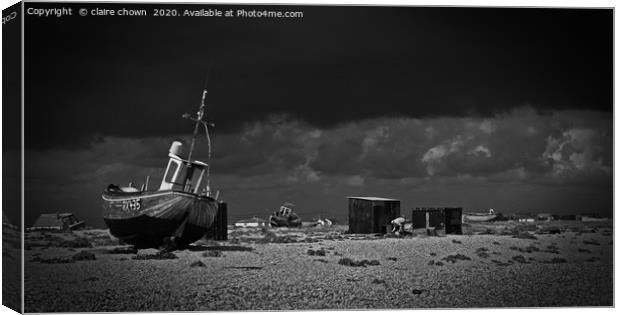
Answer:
347, 197, 400, 234
204, 202, 228, 240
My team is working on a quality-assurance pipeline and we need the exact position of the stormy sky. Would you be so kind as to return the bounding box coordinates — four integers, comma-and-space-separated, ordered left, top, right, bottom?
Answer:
13, 3, 613, 227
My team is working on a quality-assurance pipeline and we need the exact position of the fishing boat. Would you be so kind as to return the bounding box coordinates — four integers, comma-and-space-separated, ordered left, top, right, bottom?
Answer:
463, 208, 497, 222
102, 89, 219, 249
269, 202, 302, 227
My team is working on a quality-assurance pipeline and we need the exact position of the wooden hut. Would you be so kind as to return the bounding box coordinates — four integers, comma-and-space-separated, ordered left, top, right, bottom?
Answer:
204, 202, 228, 240
411, 207, 463, 235
347, 197, 400, 234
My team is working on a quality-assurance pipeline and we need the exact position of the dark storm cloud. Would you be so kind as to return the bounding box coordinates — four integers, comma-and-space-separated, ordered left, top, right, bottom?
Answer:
24, 107, 612, 226
23, 4, 612, 150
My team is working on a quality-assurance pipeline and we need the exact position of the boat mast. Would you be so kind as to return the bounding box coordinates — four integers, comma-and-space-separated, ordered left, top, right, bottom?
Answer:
183, 87, 214, 196
187, 89, 207, 163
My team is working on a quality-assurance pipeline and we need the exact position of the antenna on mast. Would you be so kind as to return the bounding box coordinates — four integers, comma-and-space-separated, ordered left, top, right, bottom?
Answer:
183, 63, 215, 197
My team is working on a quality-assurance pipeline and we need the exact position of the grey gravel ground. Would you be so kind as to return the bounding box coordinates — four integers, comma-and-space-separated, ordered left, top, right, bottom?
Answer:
24, 224, 613, 312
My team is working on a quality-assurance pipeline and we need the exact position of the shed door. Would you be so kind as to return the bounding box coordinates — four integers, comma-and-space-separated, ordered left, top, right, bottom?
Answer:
373, 205, 387, 233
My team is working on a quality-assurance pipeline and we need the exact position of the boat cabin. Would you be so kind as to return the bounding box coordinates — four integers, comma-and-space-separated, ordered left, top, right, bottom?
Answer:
159, 141, 209, 194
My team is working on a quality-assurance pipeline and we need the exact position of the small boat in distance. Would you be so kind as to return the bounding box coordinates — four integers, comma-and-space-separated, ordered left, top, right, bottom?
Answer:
463, 208, 498, 222
269, 202, 302, 227
102, 89, 219, 249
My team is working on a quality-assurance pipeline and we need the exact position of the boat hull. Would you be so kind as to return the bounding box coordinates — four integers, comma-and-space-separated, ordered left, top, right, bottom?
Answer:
102, 189, 218, 248
269, 214, 302, 227
463, 214, 497, 222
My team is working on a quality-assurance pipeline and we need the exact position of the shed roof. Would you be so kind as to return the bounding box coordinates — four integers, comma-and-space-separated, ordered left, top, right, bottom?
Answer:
347, 196, 399, 202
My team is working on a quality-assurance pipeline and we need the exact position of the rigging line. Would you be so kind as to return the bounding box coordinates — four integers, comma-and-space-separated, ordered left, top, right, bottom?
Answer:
202, 122, 212, 195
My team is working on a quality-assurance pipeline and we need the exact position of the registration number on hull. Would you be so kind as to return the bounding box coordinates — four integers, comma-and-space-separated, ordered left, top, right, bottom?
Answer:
121, 199, 141, 211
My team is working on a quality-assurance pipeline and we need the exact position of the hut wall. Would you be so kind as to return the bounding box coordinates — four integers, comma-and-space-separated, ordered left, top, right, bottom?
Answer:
204, 202, 228, 240
348, 199, 400, 234
444, 208, 463, 235
348, 199, 374, 234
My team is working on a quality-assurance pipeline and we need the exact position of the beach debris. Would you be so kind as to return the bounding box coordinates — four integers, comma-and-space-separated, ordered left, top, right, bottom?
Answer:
509, 246, 540, 253
451, 239, 462, 244
428, 260, 443, 266
475, 248, 490, 259
492, 241, 501, 245
387, 257, 398, 261
412, 289, 423, 295
491, 259, 511, 266
307, 249, 326, 256
583, 239, 600, 246
314, 258, 328, 263
259, 232, 297, 243
338, 258, 380, 267
202, 250, 223, 257
72, 251, 96, 261
190, 260, 207, 267
202, 245, 254, 252
36, 257, 75, 264
59, 237, 92, 248
371, 279, 386, 285
108, 246, 138, 254
544, 244, 560, 253
511, 255, 528, 264
132, 252, 178, 260
441, 254, 471, 264
430, 252, 437, 256
535, 226, 562, 234
512, 232, 538, 240
224, 266, 263, 270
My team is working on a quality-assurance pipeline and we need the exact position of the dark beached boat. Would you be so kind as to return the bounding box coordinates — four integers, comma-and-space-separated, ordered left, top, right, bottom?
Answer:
102, 89, 219, 249
269, 202, 302, 227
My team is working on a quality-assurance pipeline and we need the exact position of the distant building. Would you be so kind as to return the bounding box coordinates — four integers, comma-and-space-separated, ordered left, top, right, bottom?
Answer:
28, 213, 85, 231
581, 214, 609, 222
347, 197, 400, 234
234, 217, 268, 228
536, 213, 554, 221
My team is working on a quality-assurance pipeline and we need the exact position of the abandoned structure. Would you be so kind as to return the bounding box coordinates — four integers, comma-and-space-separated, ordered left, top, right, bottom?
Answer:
29, 213, 85, 231
411, 207, 463, 235
347, 197, 400, 234
204, 202, 228, 240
